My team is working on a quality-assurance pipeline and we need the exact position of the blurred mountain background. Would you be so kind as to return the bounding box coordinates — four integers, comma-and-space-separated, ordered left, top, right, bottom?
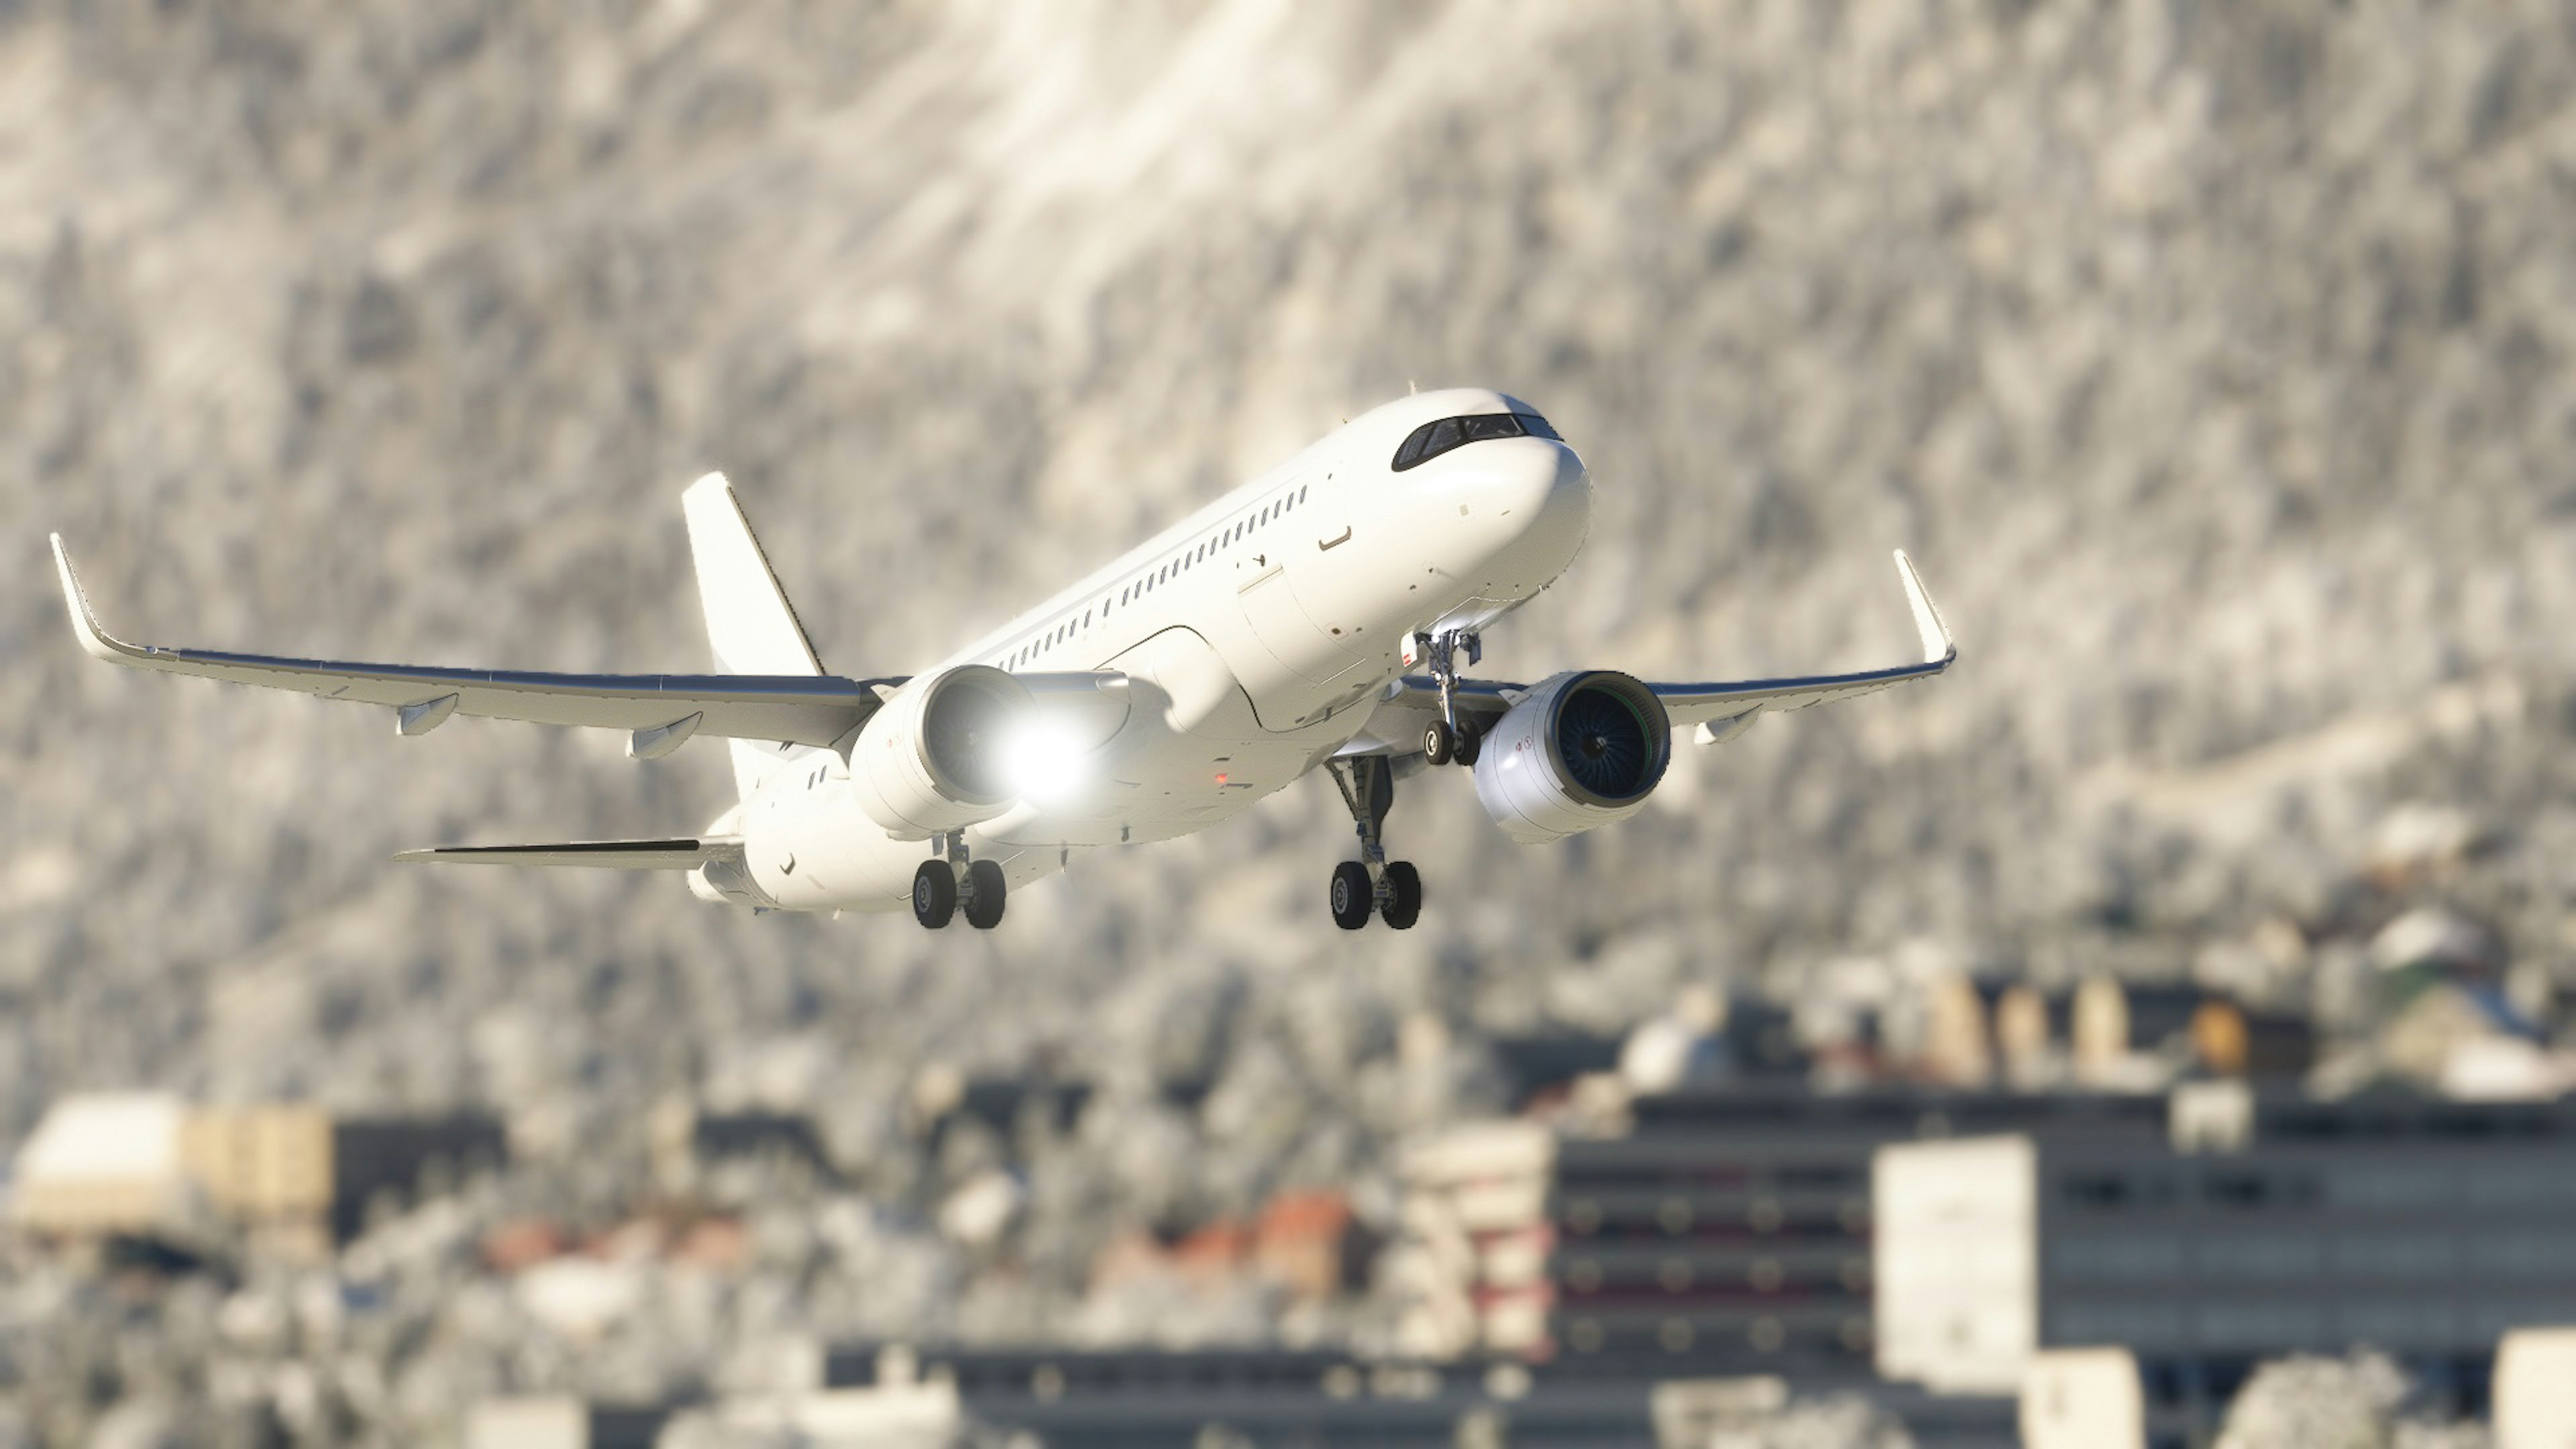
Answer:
1, 0, 2573, 1436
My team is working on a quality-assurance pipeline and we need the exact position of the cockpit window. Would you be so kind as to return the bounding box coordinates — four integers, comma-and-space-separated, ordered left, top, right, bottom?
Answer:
1392, 411, 1561, 471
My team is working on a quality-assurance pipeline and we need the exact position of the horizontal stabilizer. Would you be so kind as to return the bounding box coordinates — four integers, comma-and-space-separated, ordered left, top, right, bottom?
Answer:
394, 838, 731, 870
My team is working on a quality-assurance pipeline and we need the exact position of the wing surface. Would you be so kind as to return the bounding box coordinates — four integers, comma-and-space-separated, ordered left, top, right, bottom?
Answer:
51, 535, 890, 749
394, 838, 731, 869
1350, 551, 1955, 753
1644, 550, 1954, 733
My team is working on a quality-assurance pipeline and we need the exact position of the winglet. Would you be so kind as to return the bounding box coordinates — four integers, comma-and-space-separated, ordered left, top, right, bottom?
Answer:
1892, 549, 1955, 665
50, 534, 139, 666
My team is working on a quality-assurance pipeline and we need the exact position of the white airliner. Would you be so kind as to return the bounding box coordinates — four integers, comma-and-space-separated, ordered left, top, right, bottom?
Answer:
50, 388, 1953, 930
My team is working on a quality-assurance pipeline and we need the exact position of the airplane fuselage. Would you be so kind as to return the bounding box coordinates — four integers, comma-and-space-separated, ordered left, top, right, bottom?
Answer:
733, 388, 1592, 912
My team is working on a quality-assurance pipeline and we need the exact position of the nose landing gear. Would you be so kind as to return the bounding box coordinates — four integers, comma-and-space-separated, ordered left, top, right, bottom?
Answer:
1422, 718, 1482, 768
913, 836, 1007, 930
1416, 629, 1483, 767
1326, 756, 1423, 930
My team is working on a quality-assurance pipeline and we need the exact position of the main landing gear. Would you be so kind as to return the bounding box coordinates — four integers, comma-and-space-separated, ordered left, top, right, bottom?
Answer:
1326, 756, 1423, 930
1417, 629, 1483, 768
914, 835, 1006, 930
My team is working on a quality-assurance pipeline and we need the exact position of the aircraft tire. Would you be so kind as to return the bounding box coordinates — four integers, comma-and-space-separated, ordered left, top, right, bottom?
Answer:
1330, 861, 1373, 930
913, 861, 957, 928
1381, 861, 1423, 930
963, 859, 1008, 930
1453, 720, 1483, 767
1423, 720, 1455, 767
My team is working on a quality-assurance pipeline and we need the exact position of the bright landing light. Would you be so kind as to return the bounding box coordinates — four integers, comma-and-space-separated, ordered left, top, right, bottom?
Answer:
1000, 719, 1093, 805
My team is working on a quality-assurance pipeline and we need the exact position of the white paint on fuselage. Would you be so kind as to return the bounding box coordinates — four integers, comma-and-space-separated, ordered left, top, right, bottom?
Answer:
738, 388, 1591, 912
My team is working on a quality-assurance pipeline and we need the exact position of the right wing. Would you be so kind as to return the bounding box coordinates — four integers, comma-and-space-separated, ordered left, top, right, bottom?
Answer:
51, 535, 893, 751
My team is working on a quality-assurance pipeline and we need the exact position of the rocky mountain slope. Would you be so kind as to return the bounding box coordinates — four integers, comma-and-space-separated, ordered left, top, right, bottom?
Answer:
1, 0, 2571, 1365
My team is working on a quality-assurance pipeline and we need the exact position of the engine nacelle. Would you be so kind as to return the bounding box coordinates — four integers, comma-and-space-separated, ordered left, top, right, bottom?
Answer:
850, 665, 1032, 839
1470, 669, 1673, 844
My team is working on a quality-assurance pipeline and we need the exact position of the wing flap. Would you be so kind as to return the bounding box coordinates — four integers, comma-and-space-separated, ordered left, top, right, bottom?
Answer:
394, 838, 729, 869
52, 535, 888, 748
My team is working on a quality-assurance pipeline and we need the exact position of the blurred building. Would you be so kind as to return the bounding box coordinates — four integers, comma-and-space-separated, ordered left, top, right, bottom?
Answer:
649, 1101, 833, 1195
1547, 1089, 2166, 1378
1389, 1087, 2169, 1368
12, 1094, 504, 1250
1876, 1096, 2576, 1397
326, 1116, 506, 1240
2063, 978, 2316, 1089
12, 1093, 197, 1239
464, 1397, 675, 1449
1388, 1120, 1556, 1359
804, 1343, 2017, 1449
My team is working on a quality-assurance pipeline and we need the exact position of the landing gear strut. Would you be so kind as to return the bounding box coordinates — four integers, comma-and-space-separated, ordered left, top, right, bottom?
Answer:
1326, 757, 1422, 930
1417, 629, 1483, 767
914, 835, 1006, 930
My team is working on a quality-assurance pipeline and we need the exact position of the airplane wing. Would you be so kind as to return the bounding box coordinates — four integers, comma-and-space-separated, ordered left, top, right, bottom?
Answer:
1642, 549, 1955, 741
394, 838, 733, 869
50, 535, 892, 752
1349, 550, 1955, 752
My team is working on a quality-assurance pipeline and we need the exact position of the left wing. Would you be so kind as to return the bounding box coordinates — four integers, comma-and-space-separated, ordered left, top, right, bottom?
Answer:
51, 535, 893, 752
1640, 549, 1955, 741
395, 838, 733, 869
1351, 550, 1955, 752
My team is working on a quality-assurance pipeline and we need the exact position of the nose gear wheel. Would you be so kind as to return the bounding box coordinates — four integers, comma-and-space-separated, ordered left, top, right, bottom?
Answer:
1415, 629, 1483, 767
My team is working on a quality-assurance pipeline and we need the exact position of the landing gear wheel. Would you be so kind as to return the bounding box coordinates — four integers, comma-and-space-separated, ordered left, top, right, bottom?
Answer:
1423, 720, 1456, 767
963, 859, 1008, 930
1452, 721, 1483, 767
1330, 861, 1373, 930
1381, 861, 1423, 930
912, 861, 957, 929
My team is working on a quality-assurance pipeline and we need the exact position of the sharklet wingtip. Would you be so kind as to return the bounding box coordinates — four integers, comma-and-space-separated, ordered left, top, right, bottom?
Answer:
50, 533, 128, 664
1891, 549, 1955, 666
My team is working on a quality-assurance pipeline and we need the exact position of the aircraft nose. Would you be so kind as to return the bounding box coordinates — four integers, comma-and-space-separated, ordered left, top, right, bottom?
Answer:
1501, 438, 1589, 543
1449, 439, 1590, 583
1544, 439, 1591, 525
1483, 438, 1586, 519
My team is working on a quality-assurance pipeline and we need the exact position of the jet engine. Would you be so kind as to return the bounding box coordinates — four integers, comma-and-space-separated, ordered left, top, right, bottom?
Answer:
1470, 670, 1673, 844
850, 665, 1031, 838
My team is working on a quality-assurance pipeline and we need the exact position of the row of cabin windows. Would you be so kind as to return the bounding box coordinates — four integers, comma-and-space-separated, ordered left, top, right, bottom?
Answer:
996, 482, 1314, 669
1390, 411, 1562, 472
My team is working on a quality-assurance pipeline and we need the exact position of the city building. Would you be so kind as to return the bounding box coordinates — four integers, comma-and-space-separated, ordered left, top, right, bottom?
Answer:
12, 1093, 199, 1239
1547, 1089, 2166, 1377
1875, 1096, 2576, 1396
11, 1094, 504, 1250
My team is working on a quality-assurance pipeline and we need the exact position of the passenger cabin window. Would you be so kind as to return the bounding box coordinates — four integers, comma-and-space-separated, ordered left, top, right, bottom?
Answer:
1392, 411, 1562, 472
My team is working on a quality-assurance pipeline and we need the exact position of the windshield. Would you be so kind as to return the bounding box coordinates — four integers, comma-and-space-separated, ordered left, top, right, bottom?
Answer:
1392, 412, 1562, 471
